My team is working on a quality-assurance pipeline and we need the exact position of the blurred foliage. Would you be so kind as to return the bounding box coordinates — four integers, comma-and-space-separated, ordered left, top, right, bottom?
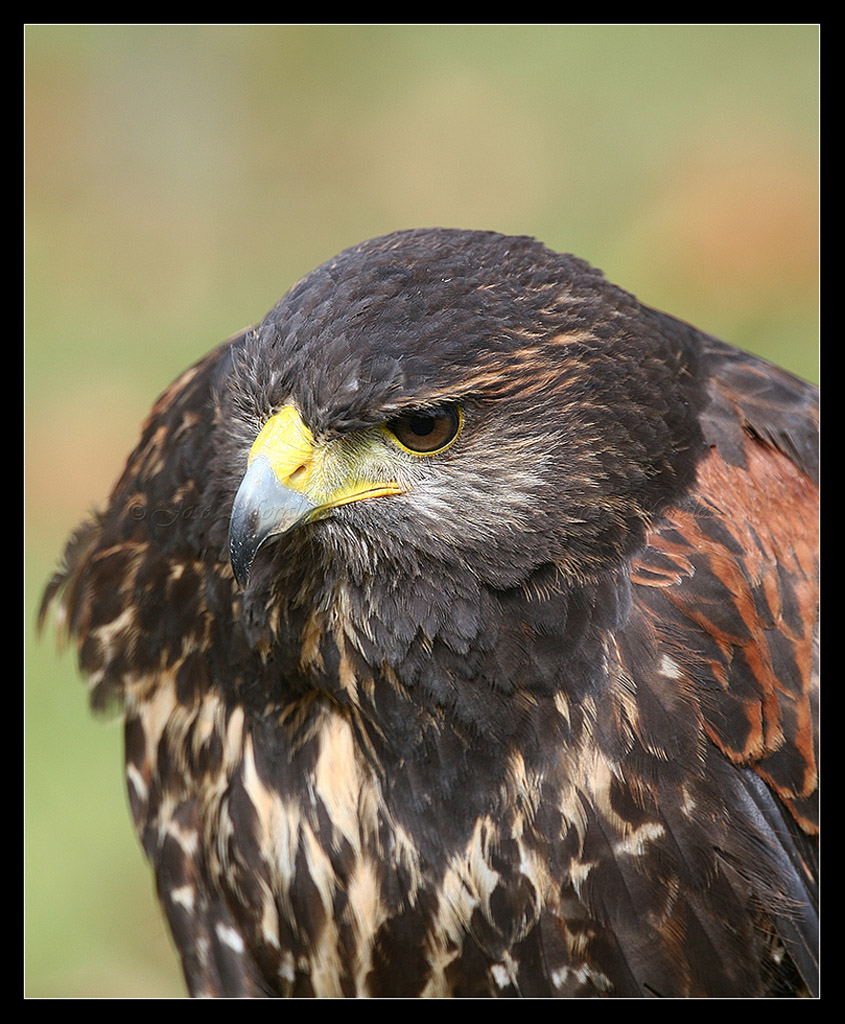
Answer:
25, 24, 818, 997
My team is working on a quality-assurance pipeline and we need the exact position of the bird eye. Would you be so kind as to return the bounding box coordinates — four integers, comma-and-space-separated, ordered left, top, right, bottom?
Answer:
386, 405, 462, 455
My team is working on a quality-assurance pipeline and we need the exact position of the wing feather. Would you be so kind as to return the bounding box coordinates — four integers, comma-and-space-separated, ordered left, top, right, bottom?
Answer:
625, 344, 818, 994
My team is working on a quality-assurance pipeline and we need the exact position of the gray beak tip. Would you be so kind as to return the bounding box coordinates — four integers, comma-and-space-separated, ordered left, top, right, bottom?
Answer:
228, 456, 318, 588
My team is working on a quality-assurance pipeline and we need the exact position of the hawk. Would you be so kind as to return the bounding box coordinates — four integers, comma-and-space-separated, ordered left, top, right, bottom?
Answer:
41, 228, 819, 997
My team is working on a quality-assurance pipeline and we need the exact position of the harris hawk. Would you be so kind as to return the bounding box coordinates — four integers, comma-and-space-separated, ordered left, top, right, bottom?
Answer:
41, 228, 819, 998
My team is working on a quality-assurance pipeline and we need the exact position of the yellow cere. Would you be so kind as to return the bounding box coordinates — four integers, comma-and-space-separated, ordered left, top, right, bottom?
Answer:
248, 405, 405, 509
248, 406, 316, 491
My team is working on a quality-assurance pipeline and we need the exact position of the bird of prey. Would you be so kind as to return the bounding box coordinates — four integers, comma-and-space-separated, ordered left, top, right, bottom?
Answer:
41, 228, 818, 998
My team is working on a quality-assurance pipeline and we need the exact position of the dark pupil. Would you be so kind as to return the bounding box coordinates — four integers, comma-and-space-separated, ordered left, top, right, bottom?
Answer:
409, 415, 436, 437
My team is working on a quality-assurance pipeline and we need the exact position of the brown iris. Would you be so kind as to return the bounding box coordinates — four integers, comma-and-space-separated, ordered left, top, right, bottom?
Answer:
386, 405, 462, 454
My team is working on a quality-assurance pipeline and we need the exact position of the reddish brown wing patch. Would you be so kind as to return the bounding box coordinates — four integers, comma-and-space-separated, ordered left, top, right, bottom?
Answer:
633, 435, 818, 836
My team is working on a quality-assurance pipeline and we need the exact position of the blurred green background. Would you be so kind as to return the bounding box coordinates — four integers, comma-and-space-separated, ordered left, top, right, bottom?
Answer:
25, 25, 819, 998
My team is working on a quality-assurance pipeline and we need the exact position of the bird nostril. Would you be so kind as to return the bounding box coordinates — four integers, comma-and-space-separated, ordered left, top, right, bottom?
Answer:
288, 464, 310, 488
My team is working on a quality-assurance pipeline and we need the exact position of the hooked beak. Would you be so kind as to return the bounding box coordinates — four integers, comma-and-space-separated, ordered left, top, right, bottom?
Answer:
228, 405, 403, 587
228, 453, 318, 588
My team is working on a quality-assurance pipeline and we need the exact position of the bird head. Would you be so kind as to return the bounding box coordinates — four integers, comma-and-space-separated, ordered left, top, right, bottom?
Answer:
223, 229, 705, 601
